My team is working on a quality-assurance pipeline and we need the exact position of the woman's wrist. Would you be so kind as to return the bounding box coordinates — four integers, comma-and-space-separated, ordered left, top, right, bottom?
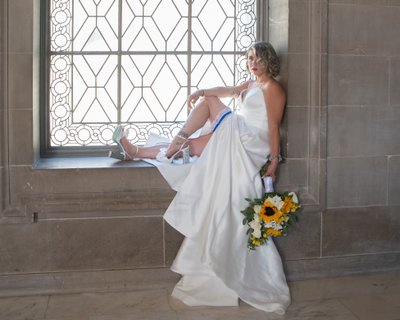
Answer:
267, 154, 282, 163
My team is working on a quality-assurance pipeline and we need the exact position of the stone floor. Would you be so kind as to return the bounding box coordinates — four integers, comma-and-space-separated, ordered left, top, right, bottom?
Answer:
0, 271, 399, 320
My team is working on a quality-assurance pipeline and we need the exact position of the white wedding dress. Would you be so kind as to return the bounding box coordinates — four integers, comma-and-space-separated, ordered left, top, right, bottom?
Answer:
148, 86, 290, 314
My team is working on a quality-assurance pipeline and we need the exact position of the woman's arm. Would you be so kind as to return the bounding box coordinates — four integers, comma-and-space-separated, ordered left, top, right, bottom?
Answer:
263, 81, 286, 182
188, 81, 250, 107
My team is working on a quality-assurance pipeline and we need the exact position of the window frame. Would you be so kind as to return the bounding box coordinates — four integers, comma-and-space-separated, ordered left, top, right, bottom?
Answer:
40, 0, 268, 157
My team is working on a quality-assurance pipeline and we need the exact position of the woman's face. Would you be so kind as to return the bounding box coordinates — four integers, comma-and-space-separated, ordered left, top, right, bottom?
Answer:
247, 49, 267, 77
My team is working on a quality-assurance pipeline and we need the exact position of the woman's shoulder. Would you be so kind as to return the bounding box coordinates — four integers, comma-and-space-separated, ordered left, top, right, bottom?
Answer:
259, 80, 286, 109
263, 78, 284, 91
263, 79, 285, 99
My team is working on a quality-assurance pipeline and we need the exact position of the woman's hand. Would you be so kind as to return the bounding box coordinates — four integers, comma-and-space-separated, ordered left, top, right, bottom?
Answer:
263, 160, 279, 183
187, 90, 203, 110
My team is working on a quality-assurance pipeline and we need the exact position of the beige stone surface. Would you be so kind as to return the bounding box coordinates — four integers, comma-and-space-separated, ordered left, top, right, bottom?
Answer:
1, 271, 399, 320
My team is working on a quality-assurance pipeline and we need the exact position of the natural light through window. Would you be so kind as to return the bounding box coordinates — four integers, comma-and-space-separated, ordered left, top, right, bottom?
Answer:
48, 0, 257, 147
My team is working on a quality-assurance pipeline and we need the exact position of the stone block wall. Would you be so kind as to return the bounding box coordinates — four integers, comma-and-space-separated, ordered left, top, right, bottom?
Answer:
0, 0, 399, 294
324, 0, 400, 270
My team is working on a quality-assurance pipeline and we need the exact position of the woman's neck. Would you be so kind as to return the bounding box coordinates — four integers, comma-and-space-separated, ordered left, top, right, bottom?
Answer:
255, 74, 273, 86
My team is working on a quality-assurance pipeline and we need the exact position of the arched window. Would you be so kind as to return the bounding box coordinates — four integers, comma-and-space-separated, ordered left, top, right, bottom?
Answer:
42, 0, 264, 154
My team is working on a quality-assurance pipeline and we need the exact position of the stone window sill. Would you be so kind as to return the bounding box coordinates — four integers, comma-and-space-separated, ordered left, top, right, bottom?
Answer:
33, 156, 153, 170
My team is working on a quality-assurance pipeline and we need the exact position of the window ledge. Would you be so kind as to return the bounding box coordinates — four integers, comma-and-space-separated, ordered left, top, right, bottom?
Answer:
33, 156, 154, 170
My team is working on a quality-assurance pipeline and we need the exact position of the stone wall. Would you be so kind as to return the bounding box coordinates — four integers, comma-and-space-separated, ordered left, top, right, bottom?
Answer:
323, 0, 400, 273
0, 0, 399, 294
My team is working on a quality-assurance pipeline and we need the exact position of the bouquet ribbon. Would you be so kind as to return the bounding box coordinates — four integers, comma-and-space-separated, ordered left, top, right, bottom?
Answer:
263, 176, 274, 193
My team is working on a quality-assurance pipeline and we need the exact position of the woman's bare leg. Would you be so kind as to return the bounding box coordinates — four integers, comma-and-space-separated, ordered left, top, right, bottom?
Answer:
180, 96, 228, 136
117, 96, 228, 160
187, 133, 212, 157
165, 96, 228, 157
119, 139, 169, 159
120, 134, 212, 159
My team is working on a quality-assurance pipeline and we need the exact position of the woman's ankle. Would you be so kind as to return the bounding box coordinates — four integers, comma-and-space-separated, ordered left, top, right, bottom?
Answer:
166, 135, 188, 158
120, 137, 139, 159
176, 129, 190, 140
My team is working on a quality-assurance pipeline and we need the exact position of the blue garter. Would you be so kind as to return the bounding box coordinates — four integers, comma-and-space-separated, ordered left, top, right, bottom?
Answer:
211, 110, 232, 132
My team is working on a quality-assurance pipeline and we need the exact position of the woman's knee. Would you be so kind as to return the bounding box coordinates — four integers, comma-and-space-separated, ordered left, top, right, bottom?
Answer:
202, 96, 221, 105
203, 96, 226, 111
202, 96, 227, 120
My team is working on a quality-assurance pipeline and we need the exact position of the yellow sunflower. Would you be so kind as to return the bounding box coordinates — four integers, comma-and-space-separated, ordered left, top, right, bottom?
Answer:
281, 197, 293, 214
266, 229, 282, 237
282, 195, 300, 214
259, 201, 282, 223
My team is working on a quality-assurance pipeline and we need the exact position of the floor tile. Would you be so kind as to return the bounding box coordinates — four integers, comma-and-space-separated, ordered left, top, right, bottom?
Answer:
0, 295, 48, 320
1, 271, 399, 320
45, 289, 171, 319
340, 293, 400, 320
89, 310, 179, 320
174, 307, 280, 320
291, 271, 400, 302
285, 299, 359, 320
42, 317, 89, 320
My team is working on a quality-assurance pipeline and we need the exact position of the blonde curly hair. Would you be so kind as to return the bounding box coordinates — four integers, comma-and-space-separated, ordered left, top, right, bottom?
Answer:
246, 42, 280, 78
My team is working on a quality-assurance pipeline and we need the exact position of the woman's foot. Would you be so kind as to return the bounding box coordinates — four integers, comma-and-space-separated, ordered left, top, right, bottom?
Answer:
109, 125, 138, 161
165, 131, 189, 158
157, 143, 190, 164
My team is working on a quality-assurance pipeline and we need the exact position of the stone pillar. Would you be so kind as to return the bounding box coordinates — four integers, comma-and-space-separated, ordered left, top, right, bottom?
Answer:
0, 0, 33, 221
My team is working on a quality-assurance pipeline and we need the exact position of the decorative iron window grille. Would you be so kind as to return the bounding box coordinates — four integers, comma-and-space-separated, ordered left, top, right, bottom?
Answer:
45, 0, 259, 149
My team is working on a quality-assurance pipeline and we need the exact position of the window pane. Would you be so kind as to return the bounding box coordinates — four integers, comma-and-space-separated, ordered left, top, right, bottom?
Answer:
121, 54, 188, 123
122, 0, 189, 52
47, 0, 257, 148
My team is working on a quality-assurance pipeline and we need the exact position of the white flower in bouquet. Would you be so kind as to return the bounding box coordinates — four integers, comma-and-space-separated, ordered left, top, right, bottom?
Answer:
249, 218, 261, 231
253, 205, 262, 214
288, 192, 299, 204
265, 221, 283, 230
252, 228, 262, 239
253, 213, 261, 223
270, 195, 284, 210
249, 215, 262, 239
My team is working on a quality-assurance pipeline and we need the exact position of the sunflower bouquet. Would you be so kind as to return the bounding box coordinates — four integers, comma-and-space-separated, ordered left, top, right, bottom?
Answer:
241, 184, 300, 251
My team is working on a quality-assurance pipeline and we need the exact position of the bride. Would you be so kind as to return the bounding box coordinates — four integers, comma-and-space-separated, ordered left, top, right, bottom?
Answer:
111, 41, 290, 314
